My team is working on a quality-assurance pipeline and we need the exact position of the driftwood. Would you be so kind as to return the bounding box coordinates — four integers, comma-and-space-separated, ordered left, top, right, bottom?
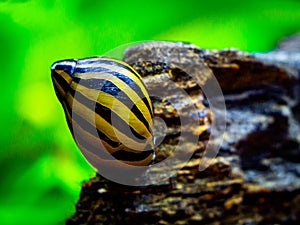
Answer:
66, 34, 300, 225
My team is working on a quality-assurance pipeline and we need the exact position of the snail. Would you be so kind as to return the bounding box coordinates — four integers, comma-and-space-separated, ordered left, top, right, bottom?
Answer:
51, 57, 155, 169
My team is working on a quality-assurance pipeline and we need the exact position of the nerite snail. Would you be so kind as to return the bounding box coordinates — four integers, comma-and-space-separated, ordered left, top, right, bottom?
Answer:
51, 57, 155, 168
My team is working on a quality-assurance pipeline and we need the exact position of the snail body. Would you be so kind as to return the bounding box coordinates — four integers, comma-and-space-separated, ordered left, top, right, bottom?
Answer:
51, 57, 155, 167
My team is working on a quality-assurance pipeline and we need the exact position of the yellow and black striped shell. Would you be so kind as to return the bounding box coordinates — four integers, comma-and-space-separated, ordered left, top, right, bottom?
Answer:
51, 57, 154, 168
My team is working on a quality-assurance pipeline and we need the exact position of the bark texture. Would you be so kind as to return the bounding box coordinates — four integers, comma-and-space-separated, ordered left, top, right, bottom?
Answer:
67, 34, 300, 225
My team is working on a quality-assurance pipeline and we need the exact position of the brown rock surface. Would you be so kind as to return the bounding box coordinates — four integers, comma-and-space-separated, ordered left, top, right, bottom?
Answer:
67, 34, 300, 225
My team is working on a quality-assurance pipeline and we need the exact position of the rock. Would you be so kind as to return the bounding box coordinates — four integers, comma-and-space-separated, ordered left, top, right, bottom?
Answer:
66, 34, 300, 225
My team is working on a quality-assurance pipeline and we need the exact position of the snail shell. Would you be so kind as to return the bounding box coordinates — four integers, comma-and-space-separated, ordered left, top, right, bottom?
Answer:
51, 57, 155, 168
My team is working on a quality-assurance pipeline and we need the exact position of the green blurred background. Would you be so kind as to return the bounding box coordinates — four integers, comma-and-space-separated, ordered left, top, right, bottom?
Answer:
0, 0, 299, 224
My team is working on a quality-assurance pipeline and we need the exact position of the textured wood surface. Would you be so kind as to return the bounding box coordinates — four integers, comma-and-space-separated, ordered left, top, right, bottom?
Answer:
67, 34, 300, 225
